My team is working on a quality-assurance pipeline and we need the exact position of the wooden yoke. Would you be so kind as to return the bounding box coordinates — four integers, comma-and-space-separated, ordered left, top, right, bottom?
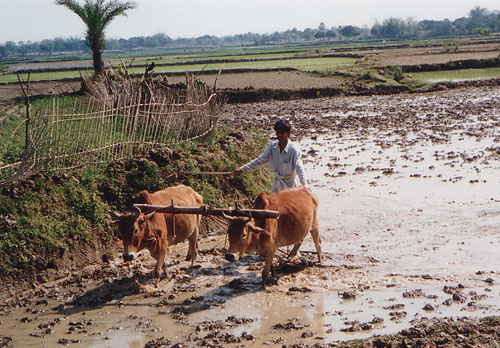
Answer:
170, 199, 175, 239
133, 204, 279, 219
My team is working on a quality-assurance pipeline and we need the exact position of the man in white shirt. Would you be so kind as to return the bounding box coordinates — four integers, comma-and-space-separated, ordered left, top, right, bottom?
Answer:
232, 119, 307, 193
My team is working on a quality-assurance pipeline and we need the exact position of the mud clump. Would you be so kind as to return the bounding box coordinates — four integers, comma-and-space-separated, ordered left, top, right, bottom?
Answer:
273, 317, 309, 331
276, 317, 500, 348
346, 317, 500, 348
144, 337, 172, 348
0, 336, 13, 348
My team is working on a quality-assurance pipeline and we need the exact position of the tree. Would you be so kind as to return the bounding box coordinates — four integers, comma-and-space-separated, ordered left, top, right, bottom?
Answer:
56, 0, 136, 75
340, 25, 362, 38
325, 29, 338, 40
428, 19, 458, 38
469, 6, 489, 19
378, 17, 406, 39
314, 31, 325, 41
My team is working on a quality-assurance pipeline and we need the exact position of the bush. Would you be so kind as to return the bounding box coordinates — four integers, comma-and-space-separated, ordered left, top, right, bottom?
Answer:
393, 66, 403, 82
356, 70, 387, 83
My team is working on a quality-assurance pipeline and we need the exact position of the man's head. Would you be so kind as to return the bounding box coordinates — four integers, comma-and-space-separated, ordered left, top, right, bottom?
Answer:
274, 119, 291, 148
274, 119, 291, 133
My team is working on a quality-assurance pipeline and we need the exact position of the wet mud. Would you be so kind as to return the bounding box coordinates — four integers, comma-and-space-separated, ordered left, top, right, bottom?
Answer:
1, 85, 500, 347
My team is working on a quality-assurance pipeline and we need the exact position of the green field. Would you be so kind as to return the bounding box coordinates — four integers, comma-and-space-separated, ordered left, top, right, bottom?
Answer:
136, 51, 309, 64
0, 56, 358, 83
136, 56, 357, 73
0, 69, 94, 83
411, 67, 500, 82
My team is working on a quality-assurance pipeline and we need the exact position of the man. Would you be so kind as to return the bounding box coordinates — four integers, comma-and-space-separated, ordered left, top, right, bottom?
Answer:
232, 119, 307, 192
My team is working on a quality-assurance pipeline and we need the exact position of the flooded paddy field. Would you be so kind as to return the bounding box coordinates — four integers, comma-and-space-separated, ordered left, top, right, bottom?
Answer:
412, 67, 500, 83
1, 85, 500, 347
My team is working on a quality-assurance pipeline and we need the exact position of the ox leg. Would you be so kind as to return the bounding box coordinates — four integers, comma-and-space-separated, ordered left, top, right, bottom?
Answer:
154, 240, 168, 287
186, 227, 199, 267
261, 251, 275, 289
310, 225, 322, 263
287, 242, 302, 259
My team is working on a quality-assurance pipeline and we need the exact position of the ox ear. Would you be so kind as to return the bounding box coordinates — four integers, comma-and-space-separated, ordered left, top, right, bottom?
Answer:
248, 225, 268, 236
143, 211, 155, 221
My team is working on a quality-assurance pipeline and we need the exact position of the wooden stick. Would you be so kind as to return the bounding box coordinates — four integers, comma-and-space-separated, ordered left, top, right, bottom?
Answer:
133, 204, 279, 219
182, 171, 232, 175
17, 73, 30, 152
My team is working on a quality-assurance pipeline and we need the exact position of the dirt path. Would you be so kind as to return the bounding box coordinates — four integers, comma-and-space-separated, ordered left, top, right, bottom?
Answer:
0, 80, 82, 102
1, 85, 500, 347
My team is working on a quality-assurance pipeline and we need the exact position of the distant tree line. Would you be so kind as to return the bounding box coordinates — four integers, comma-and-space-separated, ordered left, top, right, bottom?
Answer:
1, 6, 499, 59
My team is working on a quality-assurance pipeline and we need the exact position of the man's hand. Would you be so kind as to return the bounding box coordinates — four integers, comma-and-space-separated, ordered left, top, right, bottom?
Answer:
232, 169, 243, 176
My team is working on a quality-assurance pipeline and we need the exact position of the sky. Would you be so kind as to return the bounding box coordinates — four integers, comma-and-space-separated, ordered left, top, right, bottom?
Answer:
1, 0, 499, 45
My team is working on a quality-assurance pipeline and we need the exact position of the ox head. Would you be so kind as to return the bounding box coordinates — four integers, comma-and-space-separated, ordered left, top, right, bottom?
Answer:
110, 208, 155, 262
223, 213, 269, 262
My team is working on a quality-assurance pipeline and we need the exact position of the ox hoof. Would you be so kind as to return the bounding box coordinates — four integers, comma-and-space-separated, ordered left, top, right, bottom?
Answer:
263, 277, 278, 289
123, 254, 136, 262
225, 253, 237, 262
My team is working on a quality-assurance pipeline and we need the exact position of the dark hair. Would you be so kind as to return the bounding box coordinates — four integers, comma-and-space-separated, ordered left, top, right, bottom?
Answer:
274, 119, 291, 133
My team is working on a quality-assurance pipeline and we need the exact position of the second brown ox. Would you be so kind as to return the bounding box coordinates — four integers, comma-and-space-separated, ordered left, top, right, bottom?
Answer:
224, 187, 321, 288
110, 184, 203, 285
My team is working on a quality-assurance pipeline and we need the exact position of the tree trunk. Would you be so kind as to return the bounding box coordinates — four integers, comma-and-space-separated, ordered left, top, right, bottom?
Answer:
92, 48, 104, 76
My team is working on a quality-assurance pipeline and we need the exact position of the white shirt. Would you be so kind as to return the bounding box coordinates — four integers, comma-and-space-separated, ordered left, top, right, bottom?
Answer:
239, 140, 307, 192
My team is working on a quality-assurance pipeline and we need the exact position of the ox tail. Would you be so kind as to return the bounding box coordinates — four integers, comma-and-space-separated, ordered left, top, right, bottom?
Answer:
253, 192, 269, 210
253, 192, 270, 229
310, 193, 321, 262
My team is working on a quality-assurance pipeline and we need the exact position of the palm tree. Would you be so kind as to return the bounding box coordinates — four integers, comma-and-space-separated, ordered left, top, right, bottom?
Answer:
56, 0, 136, 75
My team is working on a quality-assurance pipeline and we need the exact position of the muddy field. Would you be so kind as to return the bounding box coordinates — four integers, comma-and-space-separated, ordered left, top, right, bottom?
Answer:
1, 84, 500, 347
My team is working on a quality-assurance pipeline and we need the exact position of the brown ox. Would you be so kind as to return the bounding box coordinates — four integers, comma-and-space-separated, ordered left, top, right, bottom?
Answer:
110, 185, 202, 285
224, 187, 321, 288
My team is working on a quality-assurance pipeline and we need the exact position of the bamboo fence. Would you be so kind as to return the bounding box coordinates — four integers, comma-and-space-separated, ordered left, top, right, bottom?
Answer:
0, 73, 222, 184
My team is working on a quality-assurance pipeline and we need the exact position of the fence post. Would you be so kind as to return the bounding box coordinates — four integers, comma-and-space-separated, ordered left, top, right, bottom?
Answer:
16, 72, 31, 151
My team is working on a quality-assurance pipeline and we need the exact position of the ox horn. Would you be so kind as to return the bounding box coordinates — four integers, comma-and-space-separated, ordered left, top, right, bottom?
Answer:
242, 211, 252, 224
221, 211, 236, 221
109, 211, 121, 220
131, 207, 141, 219
222, 210, 251, 224
241, 216, 252, 224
